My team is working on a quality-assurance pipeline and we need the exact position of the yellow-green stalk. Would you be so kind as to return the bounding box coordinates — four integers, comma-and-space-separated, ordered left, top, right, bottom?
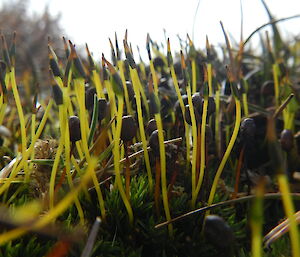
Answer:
51, 44, 84, 160
62, 95, 85, 225
215, 83, 221, 158
73, 78, 106, 217
115, 95, 133, 224
74, 78, 91, 161
148, 76, 173, 236
0, 158, 98, 245
49, 105, 66, 209
0, 90, 7, 125
187, 35, 197, 94
207, 82, 241, 207
117, 60, 133, 115
191, 83, 208, 208
241, 79, 249, 117
108, 38, 132, 116
251, 180, 265, 257
29, 94, 37, 173
86, 44, 105, 98
277, 175, 300, 257
102, 55, 116, 137
156, 114, 173, 236
207, 64, 213, 97
123, 42, 153, 193
104, 57, 134, 224
9, 69, 28, 174
167, 39, 190, 164
181, 51, 198, 196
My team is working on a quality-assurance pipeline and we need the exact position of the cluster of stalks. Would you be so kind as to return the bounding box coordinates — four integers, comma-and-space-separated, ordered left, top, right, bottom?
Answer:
0, 6, 299, 255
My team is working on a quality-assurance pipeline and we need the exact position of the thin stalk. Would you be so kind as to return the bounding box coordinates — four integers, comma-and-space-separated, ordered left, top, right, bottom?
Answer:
242, 93, 249, 117
168, 40, 190, 163
9, 69, 28, 179
28, 113, 36, 178
124, 143, 131, 199
155, 114, 173, 236
154, 158, 161, 216
74, 79, 91, 162
191, 95, 208, 208
130, 68, 153, 192
56, 76, 84, 160
169, 65, 190, 164
30, 113, 36, 155
113, 95, 133, 224
74, 83, 106, 220
207, 63, 213, 96
105, 80, 116, 136
92, 69, 105, 98
117, 60, 132, 115
9, 69, 26, 155
207, 99, 241, 208
233, 146, 245, 199
49, 105, 66, 209
191, 60, 197, 94
215, 85, 221, 158
62, 100, 85, 225
186, 85, 198, 197
149, 60, 158, 94
277, 174, 300, 257
134, 69, 150, 120
251, 181, 265, 257
87, 95, 99, 147
0, 97, 7, 125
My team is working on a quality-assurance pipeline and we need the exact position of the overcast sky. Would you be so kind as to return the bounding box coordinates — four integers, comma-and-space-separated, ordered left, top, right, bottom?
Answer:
27, 0, 300, 61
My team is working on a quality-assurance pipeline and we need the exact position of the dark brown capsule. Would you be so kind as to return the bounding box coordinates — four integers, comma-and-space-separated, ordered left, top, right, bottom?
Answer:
0, 61, 7, 94
69, 116, 81, 143
185, 104, 201, 125
203, 215, 235, 249
125, 81, 135, 102
149, 129, 160, 156
52, 84, 63, 105
174, 95, 188, 119
240, 118, 256, 140
120, 115, 137, 142
280, 129, 294, 152
146, 119, 157, 136
48, 45, 61, 77
192, 92, 203, 114
207, 97, 216, 117
85, 87, 97, 110
98, 98, 107, 121
153, 56, 164, 69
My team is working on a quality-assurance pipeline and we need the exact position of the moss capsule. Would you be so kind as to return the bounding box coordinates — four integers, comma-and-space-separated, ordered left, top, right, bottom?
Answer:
121, 115, 137, 142
204, 215, 235, 249
280, 129, 294, 152
69, 116, 81, 143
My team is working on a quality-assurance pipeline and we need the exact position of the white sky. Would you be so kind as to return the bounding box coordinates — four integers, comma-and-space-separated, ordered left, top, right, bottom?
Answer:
27, 0, 300, 61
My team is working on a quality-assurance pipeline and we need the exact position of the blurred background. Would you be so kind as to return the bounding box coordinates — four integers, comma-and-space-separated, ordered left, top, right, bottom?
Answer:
0, 0, 299, 85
